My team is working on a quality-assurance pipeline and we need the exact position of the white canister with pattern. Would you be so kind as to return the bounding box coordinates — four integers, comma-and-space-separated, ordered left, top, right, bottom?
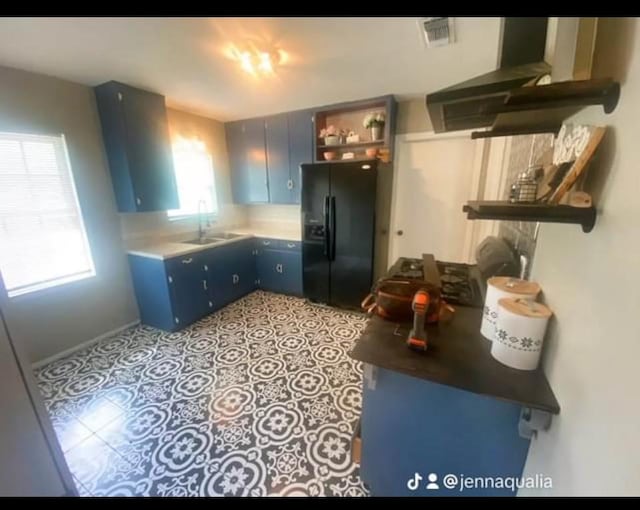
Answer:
491, 298, 553, 370
481, 277, 541, 341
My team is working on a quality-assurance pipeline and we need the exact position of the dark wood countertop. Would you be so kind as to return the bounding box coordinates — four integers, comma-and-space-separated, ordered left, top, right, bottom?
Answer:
350, 306, 560, 414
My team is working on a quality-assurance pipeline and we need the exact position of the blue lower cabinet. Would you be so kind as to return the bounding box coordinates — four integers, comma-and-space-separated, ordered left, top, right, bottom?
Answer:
205, 239, 257, 310
128, 237, 297, 331
166, 253, 210, 328
128, 253, 209, 331
256, 247, 302, 296
360, 367, 531, 497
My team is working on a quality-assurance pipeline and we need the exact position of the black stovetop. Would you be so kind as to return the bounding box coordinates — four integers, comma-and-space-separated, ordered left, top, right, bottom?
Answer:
387, 256, 484, 308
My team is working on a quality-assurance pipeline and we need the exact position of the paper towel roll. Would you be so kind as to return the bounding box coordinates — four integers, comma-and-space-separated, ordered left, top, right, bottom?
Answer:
480, 277, 541, 341
491, 298, 552, 370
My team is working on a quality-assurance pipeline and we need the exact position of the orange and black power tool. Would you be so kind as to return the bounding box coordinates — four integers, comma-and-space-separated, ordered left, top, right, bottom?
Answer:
407, 290, 429, 352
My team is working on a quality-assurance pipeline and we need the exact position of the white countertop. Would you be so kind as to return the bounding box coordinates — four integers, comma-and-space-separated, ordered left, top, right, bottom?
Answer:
126, 223, 302, 260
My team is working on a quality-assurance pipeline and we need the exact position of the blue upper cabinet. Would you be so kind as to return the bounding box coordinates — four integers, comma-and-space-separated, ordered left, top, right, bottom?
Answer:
225, 120, 249, 204
225, 118, 269, 204
265, 113, 291, 204
226, 109, 314, 205
287, 109, 314, 204
94, 81, 178, 212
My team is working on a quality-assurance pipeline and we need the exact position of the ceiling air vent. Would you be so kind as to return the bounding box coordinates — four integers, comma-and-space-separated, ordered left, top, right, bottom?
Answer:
419, 17, 454, 48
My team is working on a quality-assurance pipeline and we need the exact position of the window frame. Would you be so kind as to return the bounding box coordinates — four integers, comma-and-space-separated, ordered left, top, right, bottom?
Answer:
0, 131, 96, 299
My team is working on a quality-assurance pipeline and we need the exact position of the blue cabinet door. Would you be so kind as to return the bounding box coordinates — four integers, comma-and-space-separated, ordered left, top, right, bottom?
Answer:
280, 250, 303, 296
265, 114, 291, 204
256, 248, 302, 296
166, 253, 210, 328
256, 249, 281, 293
206, 240, 257, 309
206, 245, 235, 309
94, 81, 178, 212
226, 118, 269, 204
360, 367, 531, 497
244, 118, 269, 203
225, 120, 249, 204
287, 109, 314, 204
128, 255, 175, 331
227, 239, 257, 302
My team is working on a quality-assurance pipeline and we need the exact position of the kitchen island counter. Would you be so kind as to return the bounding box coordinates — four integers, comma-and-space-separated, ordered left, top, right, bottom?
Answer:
350, 306, 559, 414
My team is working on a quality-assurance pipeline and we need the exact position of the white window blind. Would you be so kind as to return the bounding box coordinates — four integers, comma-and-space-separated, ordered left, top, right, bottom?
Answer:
0, 132, 95, 297
167, 137, 219, 219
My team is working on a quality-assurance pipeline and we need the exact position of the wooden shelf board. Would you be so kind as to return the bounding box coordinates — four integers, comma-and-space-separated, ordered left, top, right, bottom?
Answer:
317, 140, 386, 149
463, 200, 597, 233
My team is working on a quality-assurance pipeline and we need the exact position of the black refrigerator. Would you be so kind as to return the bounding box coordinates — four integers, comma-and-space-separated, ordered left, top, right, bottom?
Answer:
301, 160, 377, 309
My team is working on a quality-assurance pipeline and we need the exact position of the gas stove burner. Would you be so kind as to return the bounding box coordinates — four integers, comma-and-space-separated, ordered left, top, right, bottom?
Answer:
400, 259, 422, 272
440, 273, 465, 285
436, 259, 483, 308
391, 257, 424, 280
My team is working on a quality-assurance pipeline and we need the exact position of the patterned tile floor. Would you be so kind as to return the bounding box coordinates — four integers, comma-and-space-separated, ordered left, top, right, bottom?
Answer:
34, 291, 369, 497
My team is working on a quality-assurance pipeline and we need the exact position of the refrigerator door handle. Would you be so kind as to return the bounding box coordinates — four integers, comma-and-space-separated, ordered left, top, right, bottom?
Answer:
323, 195, 331, 259
330, 196, 337, 261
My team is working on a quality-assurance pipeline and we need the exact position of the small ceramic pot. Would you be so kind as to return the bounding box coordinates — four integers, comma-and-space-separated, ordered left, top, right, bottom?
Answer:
324, 135, 340, 146
365, 147, 378, 158
323, 151, 337, 161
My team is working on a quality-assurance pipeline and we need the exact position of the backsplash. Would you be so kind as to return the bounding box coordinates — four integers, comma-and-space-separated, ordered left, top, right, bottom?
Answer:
119, 204, 247, 241
247, 204, 300, 227
498, 133, 554, 279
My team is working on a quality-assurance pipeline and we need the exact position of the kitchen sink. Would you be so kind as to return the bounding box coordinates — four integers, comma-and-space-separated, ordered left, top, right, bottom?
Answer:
182, 237, 222, 246
182, 233, 243, 246
210, 232, 243, 240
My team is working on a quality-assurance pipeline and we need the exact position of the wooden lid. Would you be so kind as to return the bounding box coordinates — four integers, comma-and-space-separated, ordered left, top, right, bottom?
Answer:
488, 276, 541, 296
498, 297, 552, 319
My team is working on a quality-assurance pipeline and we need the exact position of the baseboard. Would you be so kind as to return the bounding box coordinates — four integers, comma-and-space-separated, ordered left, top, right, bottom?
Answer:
32, 320, 140, 369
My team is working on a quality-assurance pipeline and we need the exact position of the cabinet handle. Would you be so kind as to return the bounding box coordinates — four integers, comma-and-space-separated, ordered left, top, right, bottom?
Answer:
287, 179, 293, 190
208, 301, 213, 308
174, 317, 180, 324
136, 197, 142, 206
232, 274, 239, 284
203, 280, 208, 291
204, 264, 208, 271
182, 258, 193, 264
287, 242, 296, 248
263, 240, 271, 246
118, 92, 123, 101
276, 264, 283, 274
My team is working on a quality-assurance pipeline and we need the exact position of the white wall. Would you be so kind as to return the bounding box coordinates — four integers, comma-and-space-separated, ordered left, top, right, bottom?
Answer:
520, 18, 640, 496
0, 65, 139, 363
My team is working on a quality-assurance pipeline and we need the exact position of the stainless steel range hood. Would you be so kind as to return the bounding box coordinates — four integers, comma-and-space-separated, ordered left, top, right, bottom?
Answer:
425, 18, 620, 138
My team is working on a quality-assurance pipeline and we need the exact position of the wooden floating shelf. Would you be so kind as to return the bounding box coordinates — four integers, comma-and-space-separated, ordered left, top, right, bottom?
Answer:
317, 140, 386, 149
463, 200, 597, 233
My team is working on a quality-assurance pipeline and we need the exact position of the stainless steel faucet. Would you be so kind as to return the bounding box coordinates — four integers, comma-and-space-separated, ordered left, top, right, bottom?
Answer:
198, 200, 207, 241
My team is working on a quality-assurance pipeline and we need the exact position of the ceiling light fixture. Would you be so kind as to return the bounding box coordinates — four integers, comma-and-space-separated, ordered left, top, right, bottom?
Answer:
225, 43, 286, 77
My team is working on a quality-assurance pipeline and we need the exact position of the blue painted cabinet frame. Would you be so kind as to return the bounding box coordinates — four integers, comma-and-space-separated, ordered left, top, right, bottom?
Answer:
94, 81, 179, 212
360, 367, 532, 497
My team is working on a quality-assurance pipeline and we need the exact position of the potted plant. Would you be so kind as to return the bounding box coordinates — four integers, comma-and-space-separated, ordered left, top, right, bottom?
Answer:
363, 112, 385, 141
320, 125, 342, 146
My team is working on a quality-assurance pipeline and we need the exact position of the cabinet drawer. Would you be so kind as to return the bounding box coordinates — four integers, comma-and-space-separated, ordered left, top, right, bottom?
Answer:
277, 240, 301, 251
255, 237, 279, 249
165, 252, 204, 272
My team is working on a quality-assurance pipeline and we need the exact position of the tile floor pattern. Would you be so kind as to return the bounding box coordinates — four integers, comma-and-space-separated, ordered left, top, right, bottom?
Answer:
34, 291, 369, 497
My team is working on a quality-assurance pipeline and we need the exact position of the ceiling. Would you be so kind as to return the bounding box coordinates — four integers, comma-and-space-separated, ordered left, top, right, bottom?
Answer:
0, 17, 502, 121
